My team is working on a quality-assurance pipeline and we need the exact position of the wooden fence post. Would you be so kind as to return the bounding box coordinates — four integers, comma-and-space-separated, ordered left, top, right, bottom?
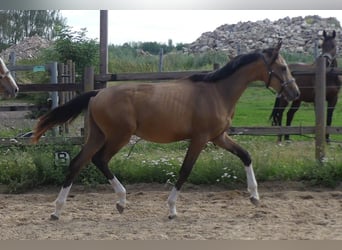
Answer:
99, 10, 108, 89
83, 67, 94, 142
50, 62, 59, 136
315, 56, 326, 162
9, 51, 16, 79
159, 48, 164, 72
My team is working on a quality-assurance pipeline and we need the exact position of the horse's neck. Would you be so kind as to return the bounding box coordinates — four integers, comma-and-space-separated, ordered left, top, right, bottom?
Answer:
216, 62, 265, 106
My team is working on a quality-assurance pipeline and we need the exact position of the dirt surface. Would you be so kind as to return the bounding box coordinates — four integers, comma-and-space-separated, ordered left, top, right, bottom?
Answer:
1, 181, 342, 240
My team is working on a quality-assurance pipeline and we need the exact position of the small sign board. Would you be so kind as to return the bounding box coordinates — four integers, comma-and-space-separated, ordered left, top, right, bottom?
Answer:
54, 151, 70, 167
33, 65, 46, 72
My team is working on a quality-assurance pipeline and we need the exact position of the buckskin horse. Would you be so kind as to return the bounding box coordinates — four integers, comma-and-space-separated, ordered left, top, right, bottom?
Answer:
32, 40, 300, 220
270, 30, 341, 142
0, 58, 19, 98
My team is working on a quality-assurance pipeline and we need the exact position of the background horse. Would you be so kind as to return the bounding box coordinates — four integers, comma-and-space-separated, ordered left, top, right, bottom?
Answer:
270, 30, 341, 142
32, 40, 299, 220
0, 58, 19, 98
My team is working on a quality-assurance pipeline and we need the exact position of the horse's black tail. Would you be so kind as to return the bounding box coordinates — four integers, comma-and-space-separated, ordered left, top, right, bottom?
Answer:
32, 90, 99, 143
269, 95, 282, 126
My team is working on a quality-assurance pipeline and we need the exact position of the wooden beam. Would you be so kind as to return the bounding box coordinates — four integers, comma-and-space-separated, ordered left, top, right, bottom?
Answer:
17, 83, 83, 92
94, 71, 211, 82
0, 105, 48, 112
0, 137, 84, 146
290, 65, 342, 76
228, 126, 342, 136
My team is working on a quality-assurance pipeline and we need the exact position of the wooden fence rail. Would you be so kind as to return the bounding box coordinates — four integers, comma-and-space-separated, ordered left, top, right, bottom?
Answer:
228, 126, 342, 136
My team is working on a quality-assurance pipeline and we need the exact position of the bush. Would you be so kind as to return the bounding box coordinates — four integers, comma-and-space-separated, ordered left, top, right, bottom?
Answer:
0, 148, 38, 193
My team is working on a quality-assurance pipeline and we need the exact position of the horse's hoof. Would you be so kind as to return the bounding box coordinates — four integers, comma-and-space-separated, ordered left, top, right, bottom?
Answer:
50, 214, 59, 220
250, 197, 260, 207
168, 214, 177, 220
116, 203, 125, 214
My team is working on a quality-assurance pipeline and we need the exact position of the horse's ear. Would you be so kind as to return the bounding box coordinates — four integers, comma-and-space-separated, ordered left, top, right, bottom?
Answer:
273, 39, 282, 56
323, 30, 327, 38
269, 39, 282, 63
275, 39, 282, 52
332, 30, 336, 38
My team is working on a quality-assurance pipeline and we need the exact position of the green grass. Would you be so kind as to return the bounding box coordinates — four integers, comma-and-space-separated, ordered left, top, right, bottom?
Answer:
1, 135, 342, 193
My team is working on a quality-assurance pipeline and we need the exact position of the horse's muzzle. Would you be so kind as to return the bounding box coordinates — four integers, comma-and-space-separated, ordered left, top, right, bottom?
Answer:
281, 79, 300, 101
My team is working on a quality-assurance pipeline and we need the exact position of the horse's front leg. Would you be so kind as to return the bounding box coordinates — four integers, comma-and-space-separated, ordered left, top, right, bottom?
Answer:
212, 132, 259, 205
167, 139, 207, 219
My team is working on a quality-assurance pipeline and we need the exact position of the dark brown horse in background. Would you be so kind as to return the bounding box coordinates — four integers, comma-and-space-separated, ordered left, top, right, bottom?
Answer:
270, 30, 341, 142
32, 40, 300, 220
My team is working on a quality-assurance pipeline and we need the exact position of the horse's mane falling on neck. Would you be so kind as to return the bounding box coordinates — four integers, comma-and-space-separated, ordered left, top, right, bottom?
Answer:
188, 48, 276, 83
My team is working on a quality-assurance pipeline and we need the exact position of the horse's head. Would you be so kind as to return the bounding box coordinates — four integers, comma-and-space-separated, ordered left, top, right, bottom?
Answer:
261, 39, 300, 101
0, 58, 19, 98
321, 30, 337, 67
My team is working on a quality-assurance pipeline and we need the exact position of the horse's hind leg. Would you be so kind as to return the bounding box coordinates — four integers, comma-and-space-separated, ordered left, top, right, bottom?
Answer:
285, 100, 301, 141
91, 134, 132, 214
271, 96, 288, 143
51, 139, 104, 220
212, 132, 259, 205
326, 96, 338, 142
51, 113, 105, 220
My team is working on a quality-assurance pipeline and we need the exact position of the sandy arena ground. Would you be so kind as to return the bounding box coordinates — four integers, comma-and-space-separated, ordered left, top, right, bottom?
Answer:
1, 181, 342, 240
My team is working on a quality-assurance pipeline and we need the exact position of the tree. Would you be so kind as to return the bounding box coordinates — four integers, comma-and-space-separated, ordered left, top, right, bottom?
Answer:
50, 26, 99, 81
0, 10, 65, 46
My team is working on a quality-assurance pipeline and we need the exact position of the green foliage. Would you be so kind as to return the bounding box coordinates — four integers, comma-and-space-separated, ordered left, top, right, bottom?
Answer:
282, 52, 314, 64
1, 137, 342, 193
0, 144, 77, 193
107, 45, 229, 73
46, 26, 99, 80
0, 148, 38, 193
0, 10, 65, 45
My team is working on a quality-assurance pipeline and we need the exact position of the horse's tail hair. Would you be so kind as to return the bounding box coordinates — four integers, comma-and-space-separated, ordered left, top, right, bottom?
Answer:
32, 90, 99, 143
269, 95, 282, 126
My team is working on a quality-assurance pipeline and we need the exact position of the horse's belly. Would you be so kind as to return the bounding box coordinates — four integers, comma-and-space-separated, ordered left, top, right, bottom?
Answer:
134, 121, 190, 143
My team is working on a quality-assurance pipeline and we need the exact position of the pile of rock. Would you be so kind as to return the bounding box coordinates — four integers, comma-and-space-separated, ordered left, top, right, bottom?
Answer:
0, 34, 53, 63
185, 15, 341, 56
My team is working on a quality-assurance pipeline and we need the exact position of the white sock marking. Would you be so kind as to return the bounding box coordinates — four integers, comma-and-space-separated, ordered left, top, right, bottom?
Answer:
52, 184, 72, 218
245, 165, 259, 200
167, 187, 179, 217
109, 177, 126, 207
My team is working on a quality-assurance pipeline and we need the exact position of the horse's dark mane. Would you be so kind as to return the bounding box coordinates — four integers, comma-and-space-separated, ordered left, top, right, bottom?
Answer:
188, 48, 275, 83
